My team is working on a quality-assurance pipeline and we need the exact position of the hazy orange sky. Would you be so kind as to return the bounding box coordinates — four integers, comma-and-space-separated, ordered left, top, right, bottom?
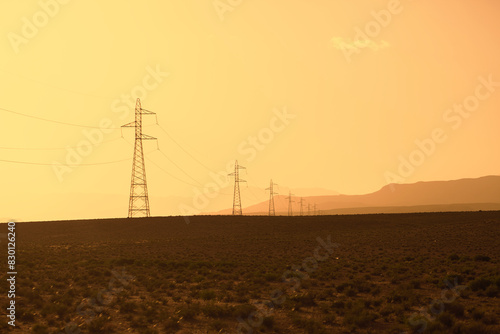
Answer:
1, 0, 499, 221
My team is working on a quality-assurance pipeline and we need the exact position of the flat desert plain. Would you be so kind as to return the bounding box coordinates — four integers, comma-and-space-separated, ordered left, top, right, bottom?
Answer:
1, 211, 499, 333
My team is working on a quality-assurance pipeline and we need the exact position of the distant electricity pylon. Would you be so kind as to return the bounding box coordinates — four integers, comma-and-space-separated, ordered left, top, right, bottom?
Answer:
313, 203, 317, 216
122, 98, 157, 218
266, 179, 278, 216
229, 160, 246, 215
308, 203, 311, 216
286, 191, 295, 216
299, 197, 305, 216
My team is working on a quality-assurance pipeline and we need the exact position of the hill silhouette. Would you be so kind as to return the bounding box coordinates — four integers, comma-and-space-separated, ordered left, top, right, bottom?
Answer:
213, 175, 500, 215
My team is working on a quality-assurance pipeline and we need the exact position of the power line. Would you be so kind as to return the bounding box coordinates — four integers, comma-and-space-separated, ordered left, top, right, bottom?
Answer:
0, 137, 123, 151
0, 106, 123, 129
157, 124, 215, 173
153, 149, 204, 186
0, 157, 130, 167
0, 70, 116, 100
121, 137, 212, 188
144, 153, 202, 188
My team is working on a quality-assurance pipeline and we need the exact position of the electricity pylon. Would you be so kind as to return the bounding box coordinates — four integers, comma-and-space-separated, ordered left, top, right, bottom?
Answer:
286, 191, 295, 216
121, 98, 157, 218
308, 203, 311, 216
313, 203, 317, 215
229, 160, 246, 215
299, 197, 305, 216
266, 179, 278, 216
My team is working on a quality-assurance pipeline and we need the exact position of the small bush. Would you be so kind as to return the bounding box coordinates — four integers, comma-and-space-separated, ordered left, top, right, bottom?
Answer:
292, 316, 326, 334
344, 302, 377, 328
473, 255, 491, 262
163, 317, 180, 331
469, 277, 491, 291
482, 313, 498, 325
32, 324, 49, 334
471, 309, 484, 320
210, 319, 225, 331
232, 304, 257, 318
263, 316, 274, 329
437, 311, 455, 328
199, 289, 216, 300
485, 285, 498, 297
120, 301, 138, 313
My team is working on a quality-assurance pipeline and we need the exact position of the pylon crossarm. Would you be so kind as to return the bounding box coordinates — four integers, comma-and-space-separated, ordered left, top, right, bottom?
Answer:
141, 109, 156, 115
122, 122, 135, 128
141, 134, 157, 140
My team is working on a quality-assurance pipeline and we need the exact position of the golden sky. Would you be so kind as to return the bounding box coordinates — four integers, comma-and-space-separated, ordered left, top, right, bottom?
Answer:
1, 0, 499, 221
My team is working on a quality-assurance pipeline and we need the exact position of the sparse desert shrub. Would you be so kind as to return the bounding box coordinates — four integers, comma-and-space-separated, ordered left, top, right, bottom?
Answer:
473, 255, 491, 262
452, 321, 491, 334
446, 301, 465, 318
119, 301, 138, 313
471, 309, 484, 320
485, 284, 498, 297
481, 313, 498, 325
263, 316, 275, 329
201, 303, 232, 318
437, 311, 455, 328
345, 287, 357, 297
352, 278, 372, 293
344, 302, 377, 329
264, 272, 280, 282
292, 316, 326, 334
87, 316, 114, 333
177, 303, 199, 321
32, 324, 49, 334
210, 319, 225, 331
139, 329, 158, 334
441, 275, 464, 288
410, 279, 421, 289
199, 289, 216, 300
163, 316, 180, 331
387, 287, 413, 304
469, 277, 491, 291
336, 282, 349, 293
232, 304, 257, 318
290, 293, 317, 308
331, 300, 345, 310
424, 321, 445, 333
371, 285, 381, 296
18, 310, 35, 323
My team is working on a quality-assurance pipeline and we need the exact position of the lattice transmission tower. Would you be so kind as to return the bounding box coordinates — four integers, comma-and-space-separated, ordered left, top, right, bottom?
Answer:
266, 179, 278, 216
299, 197, 305, 216
121, 98, 157, 218
229, 160, 246, 215
286, 191, 295, 216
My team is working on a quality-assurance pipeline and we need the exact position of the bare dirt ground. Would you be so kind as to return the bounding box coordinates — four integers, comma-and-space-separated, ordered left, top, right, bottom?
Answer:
1, 211, 499, 333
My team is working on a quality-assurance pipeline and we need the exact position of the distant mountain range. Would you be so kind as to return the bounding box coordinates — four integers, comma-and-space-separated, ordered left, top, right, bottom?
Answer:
5, 176, 498, 222
213, 175, 500, 215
